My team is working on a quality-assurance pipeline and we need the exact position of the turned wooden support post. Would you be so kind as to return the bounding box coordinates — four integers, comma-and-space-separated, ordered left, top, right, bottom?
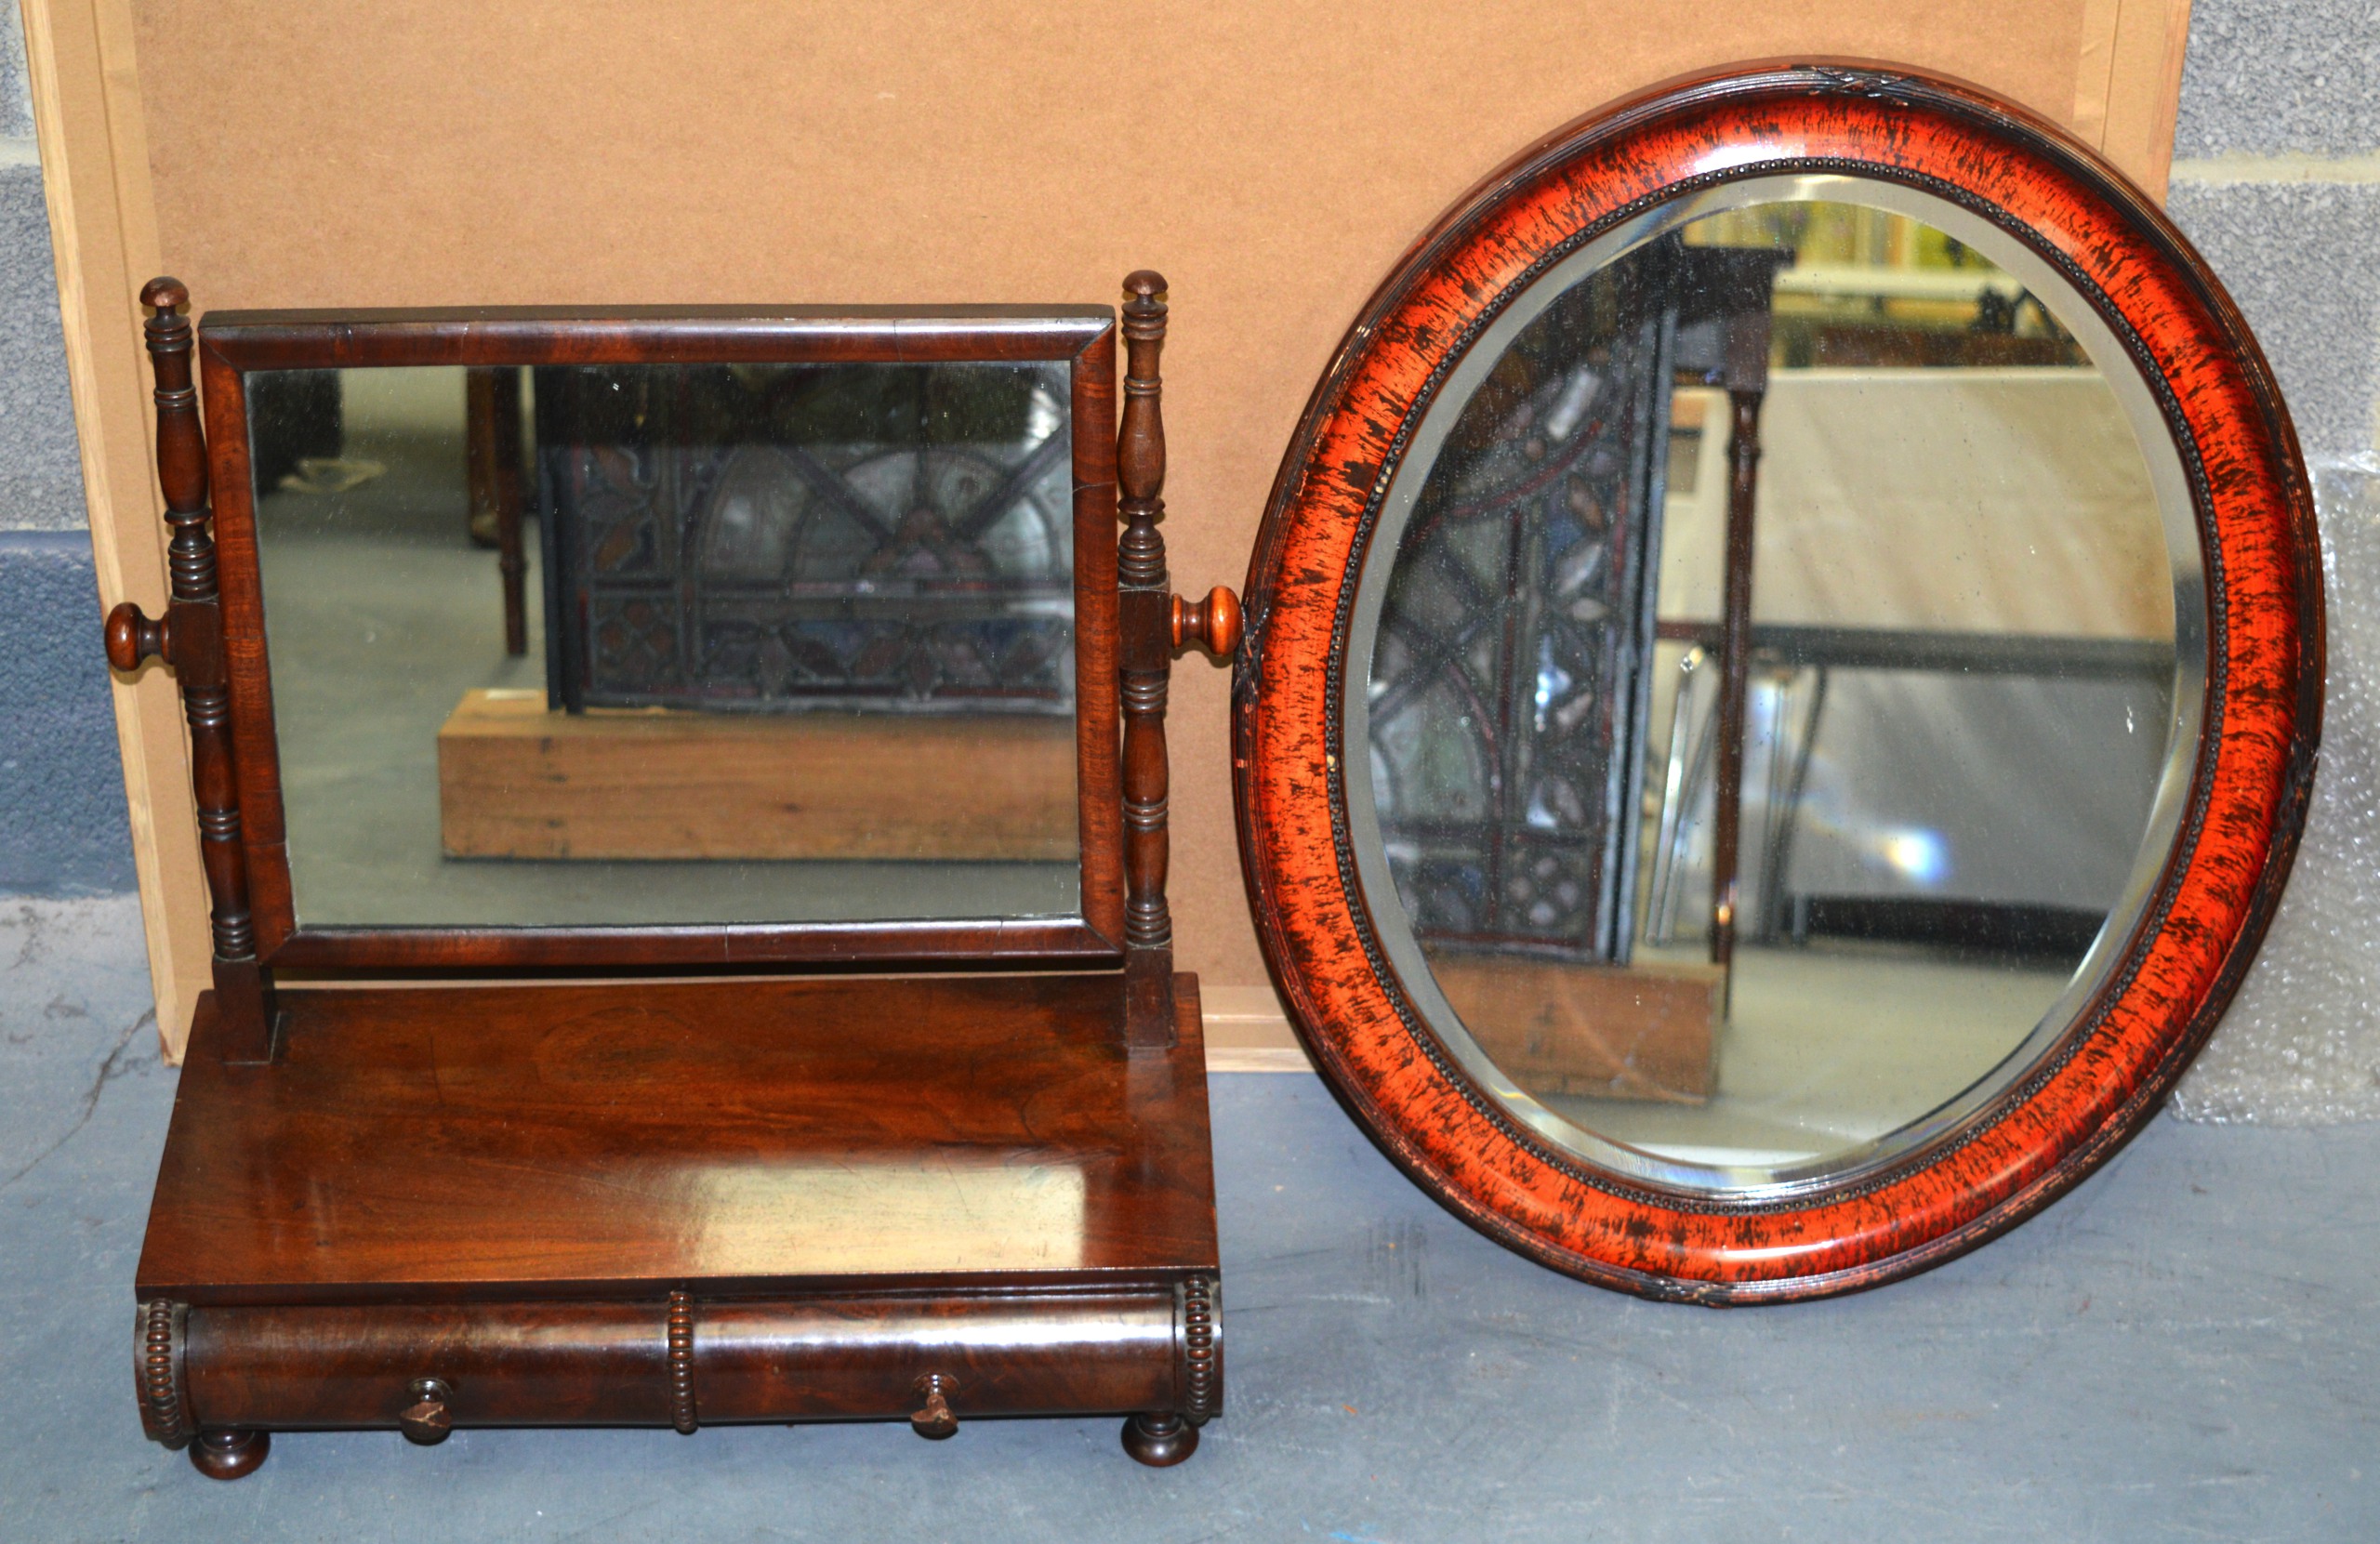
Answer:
1117, 272, 1176, 1044
107, 277, 276, 1062
1708, 386, 1763, 981
1114, 272, 1241, 1049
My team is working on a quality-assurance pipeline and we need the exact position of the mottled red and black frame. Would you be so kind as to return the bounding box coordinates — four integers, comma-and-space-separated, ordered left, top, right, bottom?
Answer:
1235, 62, 2323, 1302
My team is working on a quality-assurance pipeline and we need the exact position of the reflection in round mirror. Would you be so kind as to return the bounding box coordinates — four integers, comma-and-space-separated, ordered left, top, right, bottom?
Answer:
1344, 176, 2203, 1194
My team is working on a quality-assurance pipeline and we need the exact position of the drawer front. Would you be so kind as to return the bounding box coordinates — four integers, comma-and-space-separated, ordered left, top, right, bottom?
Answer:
185, 1302, 667, 1429
700, 1291, 1174, 1421
145, 1278, 1220, 1439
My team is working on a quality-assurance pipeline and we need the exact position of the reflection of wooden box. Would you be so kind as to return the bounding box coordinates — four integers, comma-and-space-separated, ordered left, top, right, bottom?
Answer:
435, 689, 1078, 861
1428, 955, 1721, 1104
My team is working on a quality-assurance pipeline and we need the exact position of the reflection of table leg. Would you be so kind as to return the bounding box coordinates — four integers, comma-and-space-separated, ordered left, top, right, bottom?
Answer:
1709, 388, 1764, 978
494, 368, 526, 657
466, 367, 528, 656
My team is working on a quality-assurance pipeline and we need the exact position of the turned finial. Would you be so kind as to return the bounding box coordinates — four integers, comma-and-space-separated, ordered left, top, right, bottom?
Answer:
140, 276, 189, 314
1123, 270, 1168, 302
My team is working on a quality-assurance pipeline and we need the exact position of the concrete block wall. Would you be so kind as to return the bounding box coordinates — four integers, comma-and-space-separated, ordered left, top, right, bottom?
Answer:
2166, 0, 2380, 466
0, 10, 133, 893
2164, 0, 2380, 1121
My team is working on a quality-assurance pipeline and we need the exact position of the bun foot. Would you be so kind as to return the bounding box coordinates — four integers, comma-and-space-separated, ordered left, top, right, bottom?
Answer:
1120, 1411, 1198, 1467
190, 1428, 270, 1481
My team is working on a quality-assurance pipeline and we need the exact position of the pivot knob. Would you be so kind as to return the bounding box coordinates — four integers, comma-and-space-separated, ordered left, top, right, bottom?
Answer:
104, 601, 171, 673
1170, 586, 1242, 658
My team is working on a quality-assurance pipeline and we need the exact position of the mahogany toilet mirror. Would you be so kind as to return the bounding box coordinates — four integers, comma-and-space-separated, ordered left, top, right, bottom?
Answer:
1234, 62, 2321, 1304
109, 278, 1236, 1474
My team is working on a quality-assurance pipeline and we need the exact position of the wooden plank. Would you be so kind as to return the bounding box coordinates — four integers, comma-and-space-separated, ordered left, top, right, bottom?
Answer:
1427, 955, 1722, 1103
20, 0, 208, 1056
2074, 0, 2195, 198
435, 689, 1080, 862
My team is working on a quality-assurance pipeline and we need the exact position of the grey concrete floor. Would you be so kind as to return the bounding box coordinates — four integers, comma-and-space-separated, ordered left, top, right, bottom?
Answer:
4, 895, 2376, 1542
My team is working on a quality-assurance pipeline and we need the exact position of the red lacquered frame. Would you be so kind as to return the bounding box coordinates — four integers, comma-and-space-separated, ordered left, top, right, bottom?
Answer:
1235, 62, 2324, 1302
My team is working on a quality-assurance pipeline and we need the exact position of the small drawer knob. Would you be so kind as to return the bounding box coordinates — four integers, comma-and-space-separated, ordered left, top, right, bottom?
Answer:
909, 1373, 959, 1440
399, 1377, 454, 1445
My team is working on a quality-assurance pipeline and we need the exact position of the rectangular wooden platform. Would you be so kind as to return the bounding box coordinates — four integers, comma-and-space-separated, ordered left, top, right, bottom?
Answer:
434, 689, 1082, 862
135, 973, 1221, 1441
141, 972, 1215, 1303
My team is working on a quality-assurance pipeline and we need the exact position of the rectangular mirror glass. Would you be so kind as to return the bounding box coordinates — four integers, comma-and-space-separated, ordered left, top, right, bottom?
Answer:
246, 358, 1084, 930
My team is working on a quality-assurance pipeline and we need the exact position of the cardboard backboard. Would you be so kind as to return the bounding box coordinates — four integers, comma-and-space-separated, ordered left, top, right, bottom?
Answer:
26, 0, 2194, 1058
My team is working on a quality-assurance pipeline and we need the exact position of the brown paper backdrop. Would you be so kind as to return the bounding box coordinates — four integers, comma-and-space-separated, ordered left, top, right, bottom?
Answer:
125, 1, 2109, 1007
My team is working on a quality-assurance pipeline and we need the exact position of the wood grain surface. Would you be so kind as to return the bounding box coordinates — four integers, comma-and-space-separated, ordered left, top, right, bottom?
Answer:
1428, 957, 1719, 1104
139, 972, 1219, 1303
435, 690, 1081, 862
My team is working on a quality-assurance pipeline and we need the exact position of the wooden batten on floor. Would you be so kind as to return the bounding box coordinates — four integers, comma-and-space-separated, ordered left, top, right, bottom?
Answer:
435, 689, 1080, 862
1429, 955, 1722, 1103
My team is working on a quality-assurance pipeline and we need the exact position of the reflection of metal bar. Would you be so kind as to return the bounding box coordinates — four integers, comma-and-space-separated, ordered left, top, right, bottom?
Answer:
1710, 388, 1763, 977
1753, 667, 1793, 944
1755, 665, 1828, 944
1649, 649, 1722, 947
952, 430, 1070, 542
1769, 264, 2028, 303
781, 443, 898, 540
1644, 646, 1703, 944
697, 590, 1070, 617
1368, 597, 1500, 731
1668, 686, 1721, 944
1652, 620, 2171, 679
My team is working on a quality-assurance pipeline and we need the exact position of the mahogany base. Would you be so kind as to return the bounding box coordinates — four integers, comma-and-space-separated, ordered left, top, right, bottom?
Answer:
134, 972, 1223, 1467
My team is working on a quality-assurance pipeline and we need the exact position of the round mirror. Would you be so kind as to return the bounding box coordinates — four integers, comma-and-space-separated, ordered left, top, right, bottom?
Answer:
1344, 175, 2202, 1194
1239, 65, 2320, 1300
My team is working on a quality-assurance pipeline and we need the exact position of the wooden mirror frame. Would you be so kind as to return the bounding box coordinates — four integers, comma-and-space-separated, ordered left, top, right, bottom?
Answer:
1235, 62, 2323, 1302
118, 301, 1136, 999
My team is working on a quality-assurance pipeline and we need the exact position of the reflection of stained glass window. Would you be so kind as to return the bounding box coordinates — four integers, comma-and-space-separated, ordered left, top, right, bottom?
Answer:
1369, 239, 1680, 960
541, 362, 1076, 714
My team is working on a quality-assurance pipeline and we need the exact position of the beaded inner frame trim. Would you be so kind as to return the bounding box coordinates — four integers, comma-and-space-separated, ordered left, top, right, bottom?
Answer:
1235, 62, 2323, 1303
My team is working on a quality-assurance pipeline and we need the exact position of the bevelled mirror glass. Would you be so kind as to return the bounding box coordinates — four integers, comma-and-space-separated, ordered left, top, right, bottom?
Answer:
1343, 175, 2202, 1192
246, 356, 1085, 929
